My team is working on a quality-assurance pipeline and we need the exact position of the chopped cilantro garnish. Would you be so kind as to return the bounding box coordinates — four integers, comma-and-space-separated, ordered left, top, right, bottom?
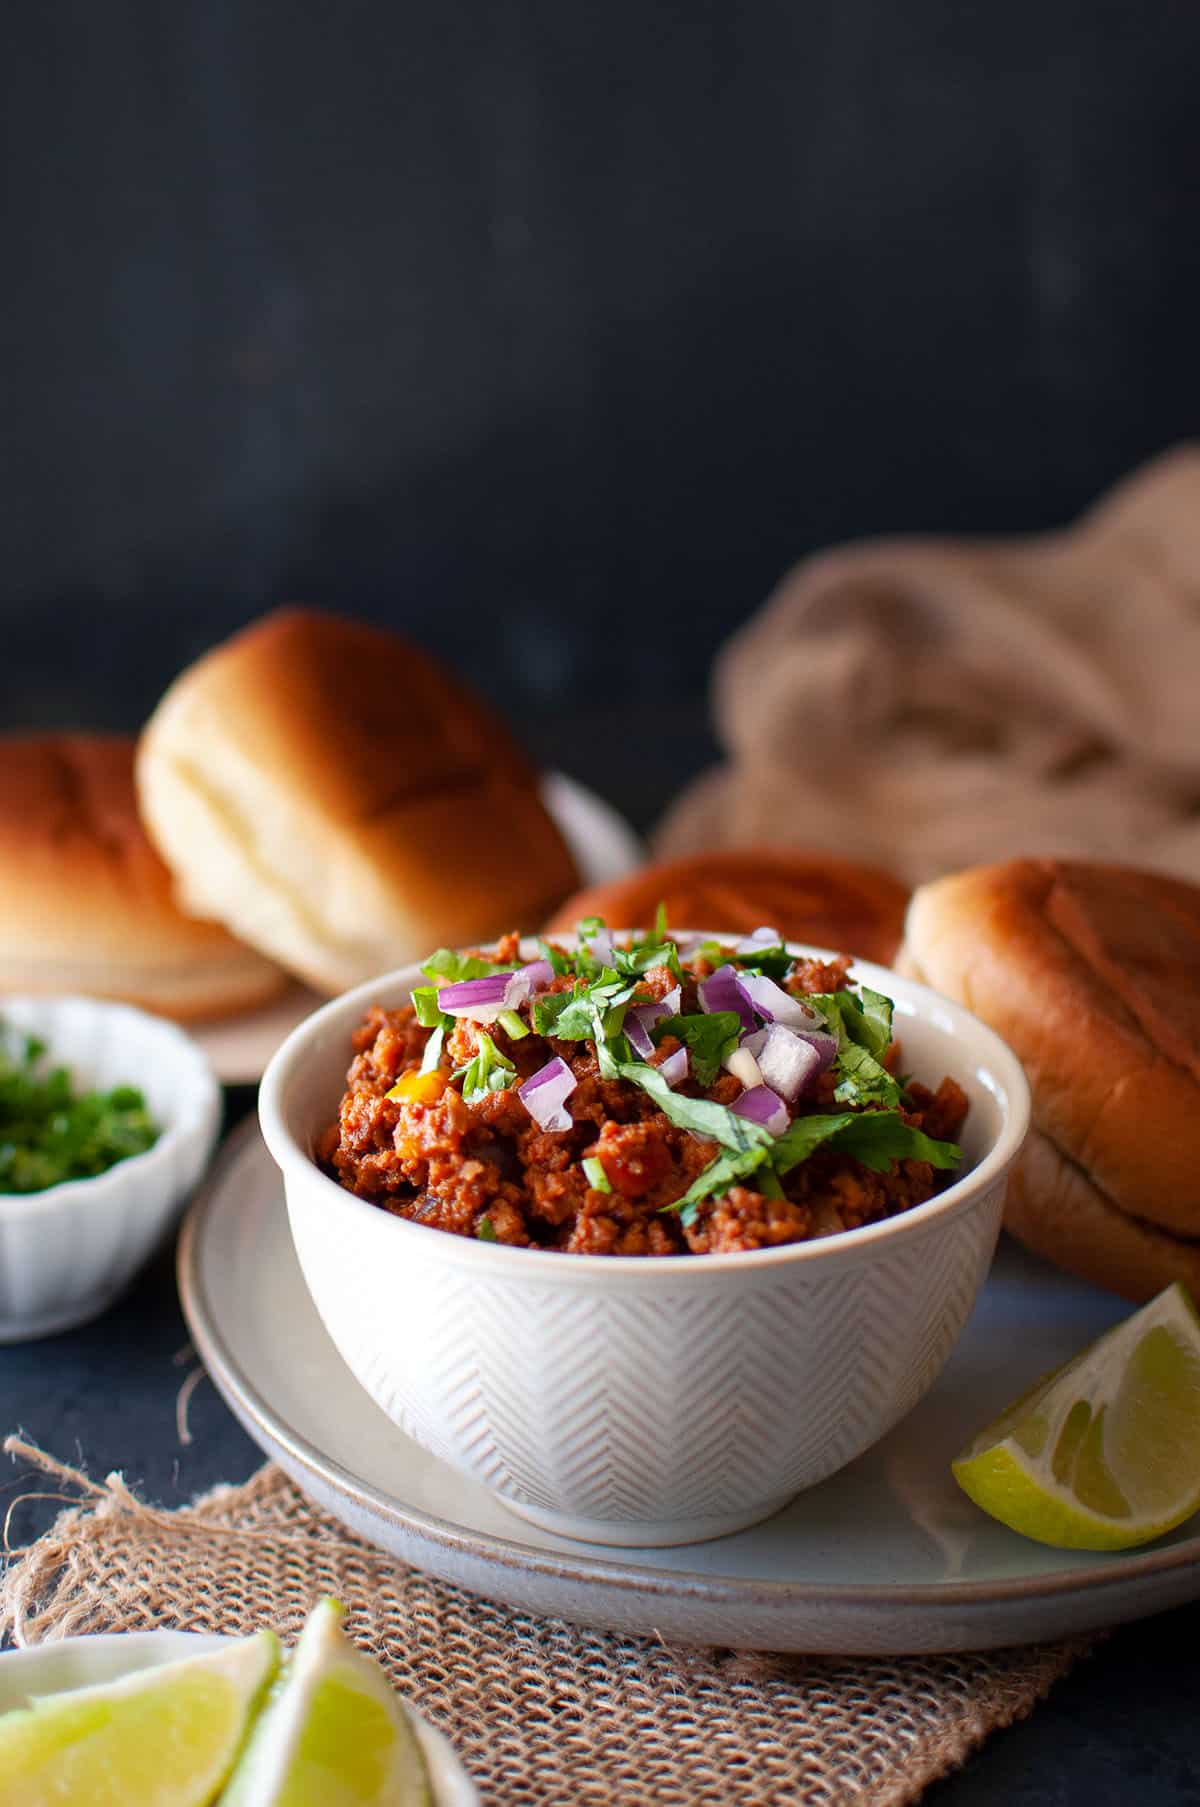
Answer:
452, 1032, 516, 1105
0, 1028, 160, 1194
583, 1155, 612, 1192
652, 1011, 741, 1086
421, 948, 521, 982
476, 1215, 498, 1241
615, 1060, 773, 1154
653, 900, 669, 941
729, 938, 793, 981
537, 936, 573, 976
410, 985, 446, 1028
666, 1109, 962, 1225
419, 1022, 447, 1075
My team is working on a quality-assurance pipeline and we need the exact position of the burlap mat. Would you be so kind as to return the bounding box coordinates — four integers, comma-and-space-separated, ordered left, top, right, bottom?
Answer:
0, 1442, 1093, 1805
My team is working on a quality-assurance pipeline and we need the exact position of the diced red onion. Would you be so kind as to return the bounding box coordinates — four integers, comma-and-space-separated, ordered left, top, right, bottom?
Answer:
724, 1046, 763, 1091
731, 1084, 790, 1136
743, 1024, 823, 1102
698, 965, 756, 1033
624, 985, 682, 1058
736, 971, 825, 1031
657, 1047, 689, 1087
437, 974, 513, 1018
734, 926, 782, 954
518, 959, 554, 993
439, 967, 543, 1022
518, 1056, 577, 1132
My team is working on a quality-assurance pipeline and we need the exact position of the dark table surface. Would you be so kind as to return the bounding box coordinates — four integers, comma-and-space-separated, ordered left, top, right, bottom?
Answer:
2, 1084, 1197, 1804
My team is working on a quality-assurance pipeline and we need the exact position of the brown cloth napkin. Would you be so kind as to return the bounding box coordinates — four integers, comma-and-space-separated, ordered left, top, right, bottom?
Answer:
0, 1443, 1092, 1807
657, 446, 1200, 885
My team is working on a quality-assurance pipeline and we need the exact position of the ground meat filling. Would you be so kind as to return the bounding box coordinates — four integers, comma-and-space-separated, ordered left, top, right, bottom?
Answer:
322, 944, 969, 1257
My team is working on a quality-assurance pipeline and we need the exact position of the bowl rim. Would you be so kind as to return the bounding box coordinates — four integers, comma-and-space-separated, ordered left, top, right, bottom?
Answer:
0, 993, 220, 1218
259, 935, 1031, 1278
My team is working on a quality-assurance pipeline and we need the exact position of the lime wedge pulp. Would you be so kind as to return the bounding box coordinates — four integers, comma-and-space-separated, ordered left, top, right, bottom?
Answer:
0, 1629, 279, 1807
218, 1598, 431, 1807
953, 1281, 1200, 1550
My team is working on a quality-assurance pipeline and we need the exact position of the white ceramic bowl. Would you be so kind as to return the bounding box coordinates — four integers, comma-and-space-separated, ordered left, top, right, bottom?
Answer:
260, 943, 1030, 1547
0, 1631, 477, 1804
0, 997, 221, 1341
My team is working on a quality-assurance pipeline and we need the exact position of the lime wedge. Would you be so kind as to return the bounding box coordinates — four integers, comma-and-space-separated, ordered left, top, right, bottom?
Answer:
218, 1599, 431, 1806
0, 1629, 278, 1807
953, 1282, 1200, 1550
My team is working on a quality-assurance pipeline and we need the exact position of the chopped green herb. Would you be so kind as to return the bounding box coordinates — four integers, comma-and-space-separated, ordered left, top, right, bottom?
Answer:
616, 1060, 773, 1154
419, 1022, 447, 1075
653, 900, 669, 941
582, 1155, 612, 1192
537, 936, 573, 976
667, 1145, 774, 1223
453, 1032, 517, 1105
421, 948, 520, 982
832, 1041, 902, 1108
497, 1008, 530, 1040
410, 985, 446, 1028
730, 939, 793, 981
652, 1011, 741, 1087
476, 1215, 498, 1241
0, 1028, 160, 1194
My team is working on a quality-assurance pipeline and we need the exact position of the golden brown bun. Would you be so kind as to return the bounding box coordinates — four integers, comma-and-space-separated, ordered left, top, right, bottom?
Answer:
903, 858, 1200, 1284
1006, 1128, 1200, 1305
545, 849, 910, 967
137, 608, 579, 994
0, 736, 286, 1020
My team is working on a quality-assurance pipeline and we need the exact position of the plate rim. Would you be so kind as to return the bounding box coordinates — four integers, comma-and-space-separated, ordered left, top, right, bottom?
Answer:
179, 1119, 1200, 1618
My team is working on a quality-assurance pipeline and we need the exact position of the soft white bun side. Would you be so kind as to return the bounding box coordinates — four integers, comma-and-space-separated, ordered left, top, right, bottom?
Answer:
0, 736, 285, 1021
136, 608, 579, 994
903, 857, 1200, 1246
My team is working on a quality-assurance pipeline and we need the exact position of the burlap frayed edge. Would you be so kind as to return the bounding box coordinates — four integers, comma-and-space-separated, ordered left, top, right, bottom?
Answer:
0, 1438, 1101, 1807
0, 1439, 379, 1646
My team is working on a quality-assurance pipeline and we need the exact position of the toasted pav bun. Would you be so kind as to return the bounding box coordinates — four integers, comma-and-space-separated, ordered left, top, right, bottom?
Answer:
0, 735, 286, 1020
546, 848, 909, 966
136, 608, 579, 995
902, 858, 1200, 1298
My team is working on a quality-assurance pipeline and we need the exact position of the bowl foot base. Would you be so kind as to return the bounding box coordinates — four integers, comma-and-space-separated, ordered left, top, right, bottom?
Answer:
495, 1490, 798, 1548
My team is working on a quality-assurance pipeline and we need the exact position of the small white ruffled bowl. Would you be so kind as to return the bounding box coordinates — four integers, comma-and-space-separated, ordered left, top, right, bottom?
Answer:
0, 996, 221, 1341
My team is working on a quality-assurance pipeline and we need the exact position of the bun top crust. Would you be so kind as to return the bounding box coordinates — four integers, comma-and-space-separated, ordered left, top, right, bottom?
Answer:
136, 608, 580, 992
545, 848, 910, 967
903, 858, 1200, 1234
0, 735, 284, 1014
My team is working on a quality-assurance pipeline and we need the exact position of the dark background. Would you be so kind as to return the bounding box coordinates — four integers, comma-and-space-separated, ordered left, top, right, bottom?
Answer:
5, 0, 1200, 825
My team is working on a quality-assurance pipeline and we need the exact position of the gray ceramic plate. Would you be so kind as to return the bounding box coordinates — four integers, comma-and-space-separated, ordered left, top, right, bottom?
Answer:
179, 1122, 1200, 1654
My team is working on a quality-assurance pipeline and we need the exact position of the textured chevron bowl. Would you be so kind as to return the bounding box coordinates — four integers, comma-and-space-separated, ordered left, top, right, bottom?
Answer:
0, 995, 221, 1341
260, 940, 1030, 1547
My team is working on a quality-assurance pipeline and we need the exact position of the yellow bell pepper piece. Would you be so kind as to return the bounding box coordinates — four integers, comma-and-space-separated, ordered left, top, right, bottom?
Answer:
386, 1069, 446, 1105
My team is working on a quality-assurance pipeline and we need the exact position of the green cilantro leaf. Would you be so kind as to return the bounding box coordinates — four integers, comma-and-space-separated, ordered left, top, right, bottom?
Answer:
731, 939, 793, 981
824, 1112, 962, 1174
582, 1155, 612, 1192
410, 985, 447, 1028
421, 948, 521, 982
476, 1215, 498, 1241
453, 1032, 517, 1105
652, 1011, 741, 1086
615, 1060, 773, 1154
654, 900, 669, 941
537, 936, 573, 976
832, 1041, 902, 1108
665, 1144, 773, 1224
